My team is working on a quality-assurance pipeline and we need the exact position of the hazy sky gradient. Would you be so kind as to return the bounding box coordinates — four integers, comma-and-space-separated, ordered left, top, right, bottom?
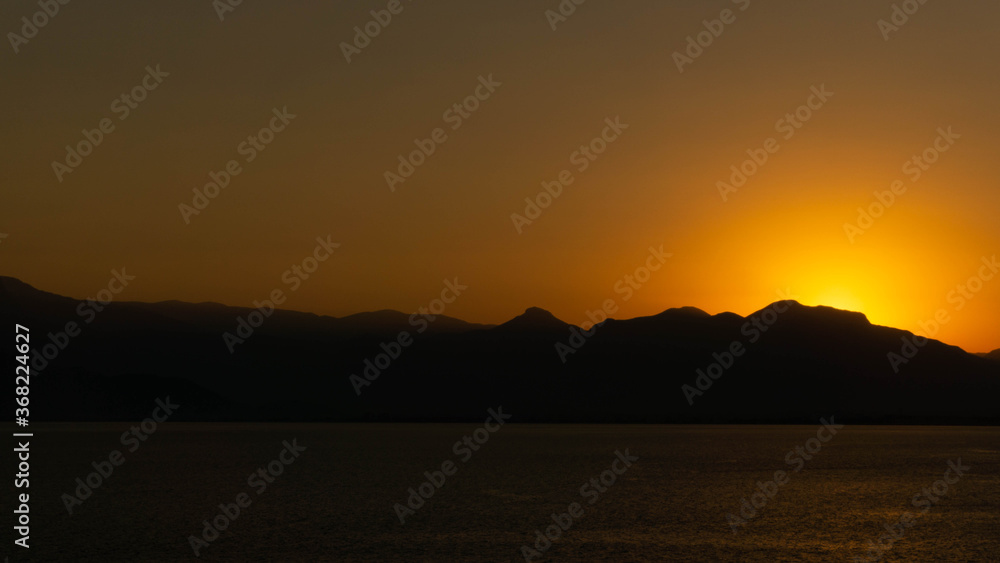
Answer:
2, 0, 998, 351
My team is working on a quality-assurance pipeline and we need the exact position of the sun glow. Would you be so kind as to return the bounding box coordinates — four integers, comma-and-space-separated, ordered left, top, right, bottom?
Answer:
809, 287, 866, 315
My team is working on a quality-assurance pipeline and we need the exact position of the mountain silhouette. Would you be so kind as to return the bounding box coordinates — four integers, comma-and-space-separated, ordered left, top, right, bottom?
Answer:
978, 349, 1000, 361
490, 307, 571, 334
2, 276, 998, 424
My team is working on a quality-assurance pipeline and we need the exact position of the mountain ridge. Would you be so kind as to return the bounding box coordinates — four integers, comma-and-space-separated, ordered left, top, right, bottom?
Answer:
2, 276, 997, 424
5, 276, 980, 350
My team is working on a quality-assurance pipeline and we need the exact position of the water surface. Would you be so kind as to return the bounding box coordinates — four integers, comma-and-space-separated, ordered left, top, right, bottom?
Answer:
16, 423, 1000, 561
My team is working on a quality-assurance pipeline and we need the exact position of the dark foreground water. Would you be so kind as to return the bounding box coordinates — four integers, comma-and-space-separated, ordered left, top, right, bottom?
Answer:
8, 424, 1000, 562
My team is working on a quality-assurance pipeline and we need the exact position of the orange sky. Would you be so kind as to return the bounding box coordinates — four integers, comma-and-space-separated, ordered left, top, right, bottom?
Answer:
2, 0, 998, 352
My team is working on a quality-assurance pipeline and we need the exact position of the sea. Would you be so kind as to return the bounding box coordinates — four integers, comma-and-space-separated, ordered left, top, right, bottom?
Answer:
10, 423, 1000, 562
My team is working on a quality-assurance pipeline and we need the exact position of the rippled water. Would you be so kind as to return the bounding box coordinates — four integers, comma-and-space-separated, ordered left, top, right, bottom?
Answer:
15, 423, 1000, 561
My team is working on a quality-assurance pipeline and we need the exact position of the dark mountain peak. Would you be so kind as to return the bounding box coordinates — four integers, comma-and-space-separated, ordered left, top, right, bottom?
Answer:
0, 276, 41, 295
712, 311, 745, 323
524, 306, 552, 316
0, 275, 75, 306
764, 298, 804, 311
753, 300, 872, 327
493, 307, 569, 332
654, 306, 711, 319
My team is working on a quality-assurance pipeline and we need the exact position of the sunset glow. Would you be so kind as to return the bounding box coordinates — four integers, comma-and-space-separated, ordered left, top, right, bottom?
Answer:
3, 0, 997, 353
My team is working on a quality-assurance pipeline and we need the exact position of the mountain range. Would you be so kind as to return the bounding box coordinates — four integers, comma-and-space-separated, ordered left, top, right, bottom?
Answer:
2, 276, 998, 424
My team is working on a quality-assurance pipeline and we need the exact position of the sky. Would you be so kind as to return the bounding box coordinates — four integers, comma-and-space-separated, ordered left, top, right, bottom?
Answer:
2, 0, 998, 352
